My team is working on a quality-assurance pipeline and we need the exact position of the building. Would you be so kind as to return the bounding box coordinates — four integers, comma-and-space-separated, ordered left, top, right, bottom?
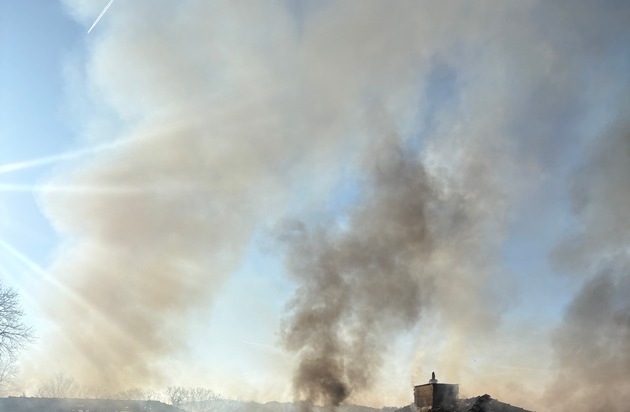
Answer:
413, 373, 533, 412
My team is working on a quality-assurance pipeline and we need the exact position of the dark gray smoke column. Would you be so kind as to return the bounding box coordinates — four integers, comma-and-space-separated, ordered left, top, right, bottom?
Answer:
547, 270, 630, 412
279, 145, 435, 407
546, 105, 630, 411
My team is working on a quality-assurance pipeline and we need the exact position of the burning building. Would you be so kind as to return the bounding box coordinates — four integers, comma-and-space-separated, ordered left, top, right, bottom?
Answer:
413, 373, 533, 412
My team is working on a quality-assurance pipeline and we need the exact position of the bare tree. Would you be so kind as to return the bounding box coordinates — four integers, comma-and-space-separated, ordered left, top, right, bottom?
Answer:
0, 280, 33, 385
0, 358, 18, 394
166, 386, 220, 410
166, 386, 185, 407
114, 387, 154, 400
37, 373, 77, 398
143, 387, 163, 402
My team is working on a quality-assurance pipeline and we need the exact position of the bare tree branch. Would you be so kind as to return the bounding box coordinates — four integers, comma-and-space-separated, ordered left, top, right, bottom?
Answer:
0, 358, 18, 394
37, 373, 77, 398
0, 280, 33, 385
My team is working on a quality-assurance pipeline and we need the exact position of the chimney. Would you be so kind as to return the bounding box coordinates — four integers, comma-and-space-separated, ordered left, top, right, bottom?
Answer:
413, 372, 459, 412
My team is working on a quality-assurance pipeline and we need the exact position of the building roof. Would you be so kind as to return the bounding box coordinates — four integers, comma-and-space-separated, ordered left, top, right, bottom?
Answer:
411, 373, 533, 412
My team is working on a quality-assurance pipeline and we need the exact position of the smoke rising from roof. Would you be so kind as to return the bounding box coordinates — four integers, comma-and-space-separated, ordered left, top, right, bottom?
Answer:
20, 0, 630, 408
278, 146, 435, 406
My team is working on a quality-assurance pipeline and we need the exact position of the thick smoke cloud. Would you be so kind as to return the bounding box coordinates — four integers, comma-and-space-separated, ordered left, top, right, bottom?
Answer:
43, 0, 521, 392
40, 126, 279, 389
23, 0, 630, 408
38, 0, 309, 390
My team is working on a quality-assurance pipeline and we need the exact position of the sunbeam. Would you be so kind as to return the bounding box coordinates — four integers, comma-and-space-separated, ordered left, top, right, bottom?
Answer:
0, 183, 146, 194
0, 238, 147, 359
0, 146, 107, 176
0, 237, 78, 298
0, 125, 173, 177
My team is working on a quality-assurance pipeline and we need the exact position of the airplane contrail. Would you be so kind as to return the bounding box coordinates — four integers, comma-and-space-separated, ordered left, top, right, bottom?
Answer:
87, 0, 115, 34
240, 339, 280, 352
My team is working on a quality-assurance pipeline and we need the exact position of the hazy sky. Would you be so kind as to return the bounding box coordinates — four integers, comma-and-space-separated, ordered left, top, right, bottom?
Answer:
1, 1, 629, 411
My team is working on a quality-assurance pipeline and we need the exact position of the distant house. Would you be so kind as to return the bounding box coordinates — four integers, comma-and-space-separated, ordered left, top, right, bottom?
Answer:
412, 373, 533, 412
0, 397, 183, 412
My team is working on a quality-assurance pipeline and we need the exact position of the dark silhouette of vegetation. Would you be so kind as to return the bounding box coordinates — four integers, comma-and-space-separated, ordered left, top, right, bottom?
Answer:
0, 280, 33, 385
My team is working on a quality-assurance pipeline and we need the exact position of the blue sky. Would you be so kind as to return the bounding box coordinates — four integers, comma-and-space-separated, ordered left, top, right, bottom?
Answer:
1, 0, 80, 270
1, 1, 629, 411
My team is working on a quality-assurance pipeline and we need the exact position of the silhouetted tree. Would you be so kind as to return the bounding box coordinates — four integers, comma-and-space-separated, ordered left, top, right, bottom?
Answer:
0, 280, 33, 384
166, 386, 185, 407
37, 373, 77, 398
166, 386, 220, 408
0, 358, 18, 393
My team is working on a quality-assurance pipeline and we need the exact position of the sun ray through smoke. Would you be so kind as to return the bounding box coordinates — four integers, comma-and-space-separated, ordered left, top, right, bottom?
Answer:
0, 128, 173, 176
0, 238, 145, 359
0, 184, 147, 194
